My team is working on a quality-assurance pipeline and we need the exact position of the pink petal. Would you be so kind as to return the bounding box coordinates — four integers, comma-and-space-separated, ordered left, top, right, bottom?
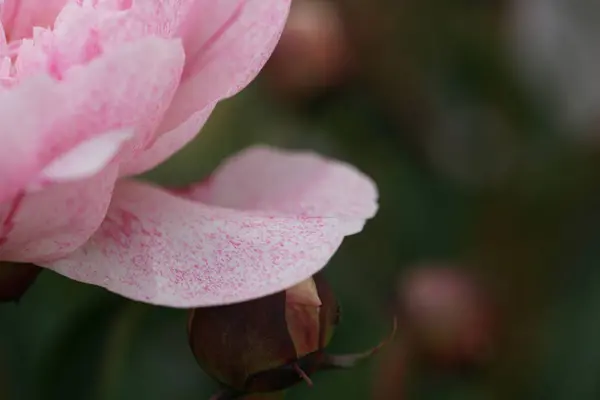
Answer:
42, 182, 348, 307
174, 0, 290, 105
0, 165, 118, 262
124, 0, 291, 175
41, 147, 378, 307
0, 0, 67, 41
0, 20, 6, 50
0, 37, 184, 202
180, 145, 379, 233
118, 104, 215, 177
40, 128, 133, 183
0, 56, 10, 80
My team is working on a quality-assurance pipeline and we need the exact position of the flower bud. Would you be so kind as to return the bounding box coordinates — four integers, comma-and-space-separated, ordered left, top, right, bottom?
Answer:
188, 273, 392, 399
0, 262, 41, 303
263, 0, 354, 101
399, 264, 496, 368
188, 273, 339, 396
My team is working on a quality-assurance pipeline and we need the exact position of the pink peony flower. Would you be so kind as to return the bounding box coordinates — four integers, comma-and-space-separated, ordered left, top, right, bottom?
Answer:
0, 0, 378, 307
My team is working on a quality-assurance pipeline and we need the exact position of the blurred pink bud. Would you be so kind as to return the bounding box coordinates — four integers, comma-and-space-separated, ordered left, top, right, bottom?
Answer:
399, 264, 496, 367
264, 0, 354, 100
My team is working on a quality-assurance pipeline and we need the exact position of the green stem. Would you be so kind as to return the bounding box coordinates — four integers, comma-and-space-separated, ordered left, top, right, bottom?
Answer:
94, 302, 148, 400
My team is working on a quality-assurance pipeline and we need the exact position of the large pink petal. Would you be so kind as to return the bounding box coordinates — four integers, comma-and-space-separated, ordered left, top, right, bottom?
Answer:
123, 0, 291, 175
0, 165, 118, 263
0, 37, 184, 202
41, 147, 378, 307
41, 182, 349, 307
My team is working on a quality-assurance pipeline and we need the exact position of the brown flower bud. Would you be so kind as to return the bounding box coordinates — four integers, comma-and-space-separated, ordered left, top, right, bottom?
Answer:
0, 262, 42, 303
188, 273, 339, 396
188, 273, 393, 399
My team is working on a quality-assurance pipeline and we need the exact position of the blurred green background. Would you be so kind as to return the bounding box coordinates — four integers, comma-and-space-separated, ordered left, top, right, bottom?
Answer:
3, 0, 600, 398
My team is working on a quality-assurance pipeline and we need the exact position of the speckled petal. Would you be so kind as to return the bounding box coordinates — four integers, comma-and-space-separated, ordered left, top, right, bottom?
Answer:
40, 147, 378, 307
40, 180, 344, 307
